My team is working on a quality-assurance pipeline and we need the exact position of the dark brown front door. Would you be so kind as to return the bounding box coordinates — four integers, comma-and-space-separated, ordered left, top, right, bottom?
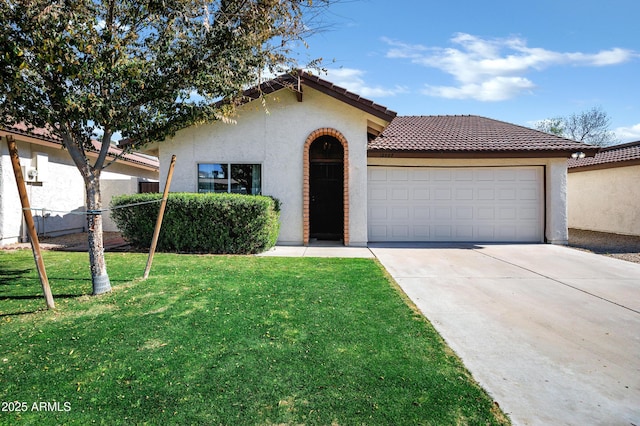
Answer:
310, 163, 343, 240
309, 136, 344, 241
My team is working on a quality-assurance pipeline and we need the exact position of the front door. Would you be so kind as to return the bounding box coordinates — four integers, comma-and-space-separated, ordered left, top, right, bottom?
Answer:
309, 136, 344, 241
310, 162, 343, 240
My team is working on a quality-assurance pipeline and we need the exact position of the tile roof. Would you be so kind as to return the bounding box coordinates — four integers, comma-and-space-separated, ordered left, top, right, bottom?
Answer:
568, 140, 640, 170
368, 115, 600, 156
4, 122, 61, 141
1, 124, 159, 171
243, 70, 397, 122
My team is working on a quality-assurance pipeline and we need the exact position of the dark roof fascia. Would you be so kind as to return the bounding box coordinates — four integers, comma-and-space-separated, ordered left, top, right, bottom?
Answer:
239, 71, 397, 122
368, 149, 599, 159
598, 140, 640, 151
240, 76, 293, 100
297, 72, 397, 122
568, 158, 640, 173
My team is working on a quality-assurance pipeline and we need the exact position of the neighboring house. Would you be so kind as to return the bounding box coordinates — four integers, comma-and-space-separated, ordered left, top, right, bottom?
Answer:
141, 71, 598, 246
568, 141, 640, 236
0, 125, 159, 246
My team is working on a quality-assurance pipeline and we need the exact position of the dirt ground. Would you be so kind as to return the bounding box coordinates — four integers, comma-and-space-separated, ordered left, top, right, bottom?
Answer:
0, 232, 128, 252
2, 229, 640, 264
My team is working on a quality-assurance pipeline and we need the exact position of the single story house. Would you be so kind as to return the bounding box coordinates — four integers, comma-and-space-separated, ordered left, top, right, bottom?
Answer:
141, 71, 598, 246
0, 125, 159, 245
568, 141, 640, 236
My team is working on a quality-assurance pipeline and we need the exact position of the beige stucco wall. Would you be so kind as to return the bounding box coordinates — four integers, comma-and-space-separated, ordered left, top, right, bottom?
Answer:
101, 163, 159, 232
157, 86, 381, 246
0, 138, 158, 245
368, 157, 570, 244
568, 165, 640, 236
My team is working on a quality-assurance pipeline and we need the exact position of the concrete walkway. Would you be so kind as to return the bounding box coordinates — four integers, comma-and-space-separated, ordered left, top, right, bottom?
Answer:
259, 245, 375, 258
370, 243, 640, 426
262, 243, 640, 425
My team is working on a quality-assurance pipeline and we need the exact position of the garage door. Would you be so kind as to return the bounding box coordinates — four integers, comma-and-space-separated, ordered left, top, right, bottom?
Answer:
368, 166, 544, 242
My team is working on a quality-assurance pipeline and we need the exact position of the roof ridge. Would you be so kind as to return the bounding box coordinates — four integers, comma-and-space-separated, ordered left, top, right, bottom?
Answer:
468, 115, 595, 145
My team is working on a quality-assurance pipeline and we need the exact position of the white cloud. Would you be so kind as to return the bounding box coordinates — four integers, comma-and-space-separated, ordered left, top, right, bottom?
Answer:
385, 33, 636, 101
614, 123, 640, 142
322, 68, 408, 98
423, 76, 535, 102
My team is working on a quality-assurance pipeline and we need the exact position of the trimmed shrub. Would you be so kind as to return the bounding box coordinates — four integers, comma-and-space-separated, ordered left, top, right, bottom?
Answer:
110, 193, 281, 254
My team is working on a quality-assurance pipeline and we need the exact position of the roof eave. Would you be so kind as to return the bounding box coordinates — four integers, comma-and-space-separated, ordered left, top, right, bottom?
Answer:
299, 73, 397, 122
1, 128, 159, 171
238, 71, 397, 123
367, 148, 600, 159
568, 158, 640, 172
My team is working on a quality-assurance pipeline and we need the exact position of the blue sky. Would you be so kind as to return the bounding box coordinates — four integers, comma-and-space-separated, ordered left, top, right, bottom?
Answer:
297, 0, 640, 143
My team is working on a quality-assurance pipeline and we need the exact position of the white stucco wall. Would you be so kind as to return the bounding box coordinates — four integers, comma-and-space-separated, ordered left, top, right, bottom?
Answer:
367, 157, 570, 244
157, 86, 378, 246
568, 165, 640, 236
1, 140, 85, 244
545, 159, 569, 244
0, 138, 158, 245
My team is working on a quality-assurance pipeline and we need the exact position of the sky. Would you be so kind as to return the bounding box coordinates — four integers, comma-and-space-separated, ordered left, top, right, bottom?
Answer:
294, 0, 640, 143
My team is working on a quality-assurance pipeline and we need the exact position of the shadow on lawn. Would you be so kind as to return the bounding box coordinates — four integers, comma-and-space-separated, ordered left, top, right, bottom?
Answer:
0, 310, 47, 318
0, 268, 32, 285
0, 268, 131, 285
0, 267, 92, 292
0, 267, 90, 317
0, 291, 89, 317
0, 292, 90, 318
1, 293, 83, 301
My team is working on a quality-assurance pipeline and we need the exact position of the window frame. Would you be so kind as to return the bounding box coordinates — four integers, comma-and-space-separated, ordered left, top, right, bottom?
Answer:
197, 162, 262, 195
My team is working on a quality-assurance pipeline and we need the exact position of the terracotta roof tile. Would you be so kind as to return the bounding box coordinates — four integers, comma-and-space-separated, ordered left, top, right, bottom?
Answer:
568, 141, 640, 169
369, 115, 599, 154
4, 122, 61, 141
2, 124, 159, 170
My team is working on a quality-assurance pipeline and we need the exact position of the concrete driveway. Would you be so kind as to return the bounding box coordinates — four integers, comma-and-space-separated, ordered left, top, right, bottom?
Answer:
370, 243, 640, 426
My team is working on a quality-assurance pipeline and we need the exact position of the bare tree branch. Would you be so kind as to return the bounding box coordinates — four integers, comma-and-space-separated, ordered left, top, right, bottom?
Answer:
534, 106, 617, 146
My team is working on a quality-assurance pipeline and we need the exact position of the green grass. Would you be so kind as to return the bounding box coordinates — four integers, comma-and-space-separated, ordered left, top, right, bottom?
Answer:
0, 250, 509, 425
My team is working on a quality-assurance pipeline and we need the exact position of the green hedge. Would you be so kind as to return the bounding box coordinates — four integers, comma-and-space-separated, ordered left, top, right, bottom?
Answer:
110, 193, 280, 254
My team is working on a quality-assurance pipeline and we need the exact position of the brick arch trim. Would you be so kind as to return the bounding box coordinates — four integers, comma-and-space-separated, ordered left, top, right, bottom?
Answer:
303, 128, 349, 246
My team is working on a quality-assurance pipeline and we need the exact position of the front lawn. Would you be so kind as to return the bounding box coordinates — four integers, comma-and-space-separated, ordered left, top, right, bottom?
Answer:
0, 250, 509, 425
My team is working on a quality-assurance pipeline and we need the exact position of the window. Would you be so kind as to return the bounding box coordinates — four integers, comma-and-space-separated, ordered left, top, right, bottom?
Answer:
198, 163, 261, 195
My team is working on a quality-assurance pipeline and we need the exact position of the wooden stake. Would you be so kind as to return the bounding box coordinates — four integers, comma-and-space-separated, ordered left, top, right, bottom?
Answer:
143, 154, 176, 279
5, 136, 55, 309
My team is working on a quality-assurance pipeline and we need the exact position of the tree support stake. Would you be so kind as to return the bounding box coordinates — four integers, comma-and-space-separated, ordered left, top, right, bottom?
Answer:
143, 154, 176, 279
5, 135, 55, 309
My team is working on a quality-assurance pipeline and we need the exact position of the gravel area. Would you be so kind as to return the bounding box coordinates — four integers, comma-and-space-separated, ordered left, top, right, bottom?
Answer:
3, 229, 640, 264
568, 228, 640, 264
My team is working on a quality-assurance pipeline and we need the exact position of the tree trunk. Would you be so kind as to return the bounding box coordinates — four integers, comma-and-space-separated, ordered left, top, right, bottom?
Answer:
85, 174, 111, 295
59, 129, 113, 296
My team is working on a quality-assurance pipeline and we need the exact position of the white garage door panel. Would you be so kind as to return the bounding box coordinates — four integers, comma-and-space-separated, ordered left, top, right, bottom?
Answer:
368, 167, 544, 242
